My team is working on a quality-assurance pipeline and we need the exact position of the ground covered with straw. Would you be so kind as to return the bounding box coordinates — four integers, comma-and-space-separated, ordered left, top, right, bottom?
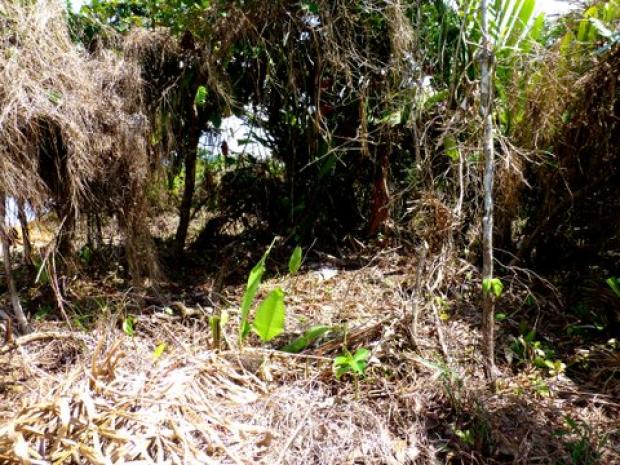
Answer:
1, 250, 618, 464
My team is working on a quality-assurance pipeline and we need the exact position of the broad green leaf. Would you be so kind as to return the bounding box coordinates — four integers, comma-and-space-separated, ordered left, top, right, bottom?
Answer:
577, 6, 599, 42
378, 110, 402, 127
516, 0, 536, 33
522, 13, 545, 54
253, 288, 286, 342
281, 325, 331, 353
333, 352, 355, 379
288, 246, 303, 275
559, 30, 576, 55
505, 0, 536, 48
491, 279, 504, 297
240, 260, 266, 338
239, 239, 276, 340
334, 363, 351, 379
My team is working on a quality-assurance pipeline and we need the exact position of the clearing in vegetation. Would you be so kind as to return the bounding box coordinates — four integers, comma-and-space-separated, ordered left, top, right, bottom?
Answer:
0, 0, 619, 464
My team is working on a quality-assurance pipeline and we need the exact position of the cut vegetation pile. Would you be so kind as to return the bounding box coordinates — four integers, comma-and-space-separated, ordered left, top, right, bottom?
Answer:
0, 0, 156, 278
516, 40, 620, 269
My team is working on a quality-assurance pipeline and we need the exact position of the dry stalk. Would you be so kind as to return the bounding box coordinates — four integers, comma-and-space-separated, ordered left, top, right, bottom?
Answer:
410, 240, 429, 347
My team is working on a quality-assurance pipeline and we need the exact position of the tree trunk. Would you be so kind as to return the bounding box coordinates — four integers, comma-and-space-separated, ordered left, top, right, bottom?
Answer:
17, 199, 33, 267
368, 144, 391, 236
175, 123, 201, 255
87, 212, 103, 251
57, 209, 76, 270
0, 193, 30, 334
479, 0, 498, 381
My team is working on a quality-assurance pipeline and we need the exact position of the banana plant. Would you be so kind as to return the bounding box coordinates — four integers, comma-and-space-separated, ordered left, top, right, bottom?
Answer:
490, 0, 545, 133
451, 0, 546, 132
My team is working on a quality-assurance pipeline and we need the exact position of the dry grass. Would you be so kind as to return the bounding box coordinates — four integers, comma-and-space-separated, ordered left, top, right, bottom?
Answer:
0, 327, 426, 464
1, 250, 619, 464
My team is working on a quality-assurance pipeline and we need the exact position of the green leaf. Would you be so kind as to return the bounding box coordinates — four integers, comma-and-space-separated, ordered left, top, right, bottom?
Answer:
34, 305, 52, 321
422, 89, 449, 111
79, 245, 93, 265
377, 110, 402, 127
302, 1, 319, 14
589, 17, 615, 39
443, 136, 460, 162
333, 353, 353, 380
333, 348, 370, 379
152, 343, 166, 360
122, 316, 135, 337
47, 90, 62, 105
282, 325, 331, 353
455, 428, 474, 446
239, 240, 275, 340
240, 261, 265, 338
194, 85, 208, 107
515, 0, 536, 35
482, 278, 504, 297
352, 348, 370, 363
253, 288, 286, 342
606, 277, 620, 298
288, 246, 303, 275
495, 312, 508, 321
523, 13, 545, 52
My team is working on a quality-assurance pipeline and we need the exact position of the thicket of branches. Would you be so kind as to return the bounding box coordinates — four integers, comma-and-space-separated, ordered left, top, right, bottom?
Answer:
0, 0, 618, 334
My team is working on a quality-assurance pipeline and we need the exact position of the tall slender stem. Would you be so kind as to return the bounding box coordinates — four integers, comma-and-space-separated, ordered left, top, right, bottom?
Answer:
479, 0, 497, 380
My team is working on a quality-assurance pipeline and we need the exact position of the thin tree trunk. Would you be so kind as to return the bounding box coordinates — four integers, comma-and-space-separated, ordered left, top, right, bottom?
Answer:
57, 210, 76, 271
17, 199, 33, 267
368, 144, 391, 236
87, 212, 103, 251
175, 124, 201, 254
479, 0, 498, 381
0, 193, 30, 334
